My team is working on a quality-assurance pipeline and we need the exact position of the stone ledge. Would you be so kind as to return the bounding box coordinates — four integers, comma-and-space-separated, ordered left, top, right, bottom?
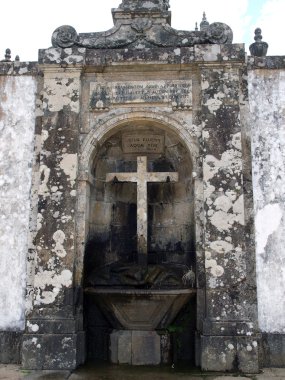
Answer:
248, 56, 285, 70
202, 319, 258, 336
0, 62, 39, 76
38, 44, 246, 67
25, 318, 83, 334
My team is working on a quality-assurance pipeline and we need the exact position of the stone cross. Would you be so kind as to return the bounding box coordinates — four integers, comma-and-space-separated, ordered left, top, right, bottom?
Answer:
106, 156, 178, 265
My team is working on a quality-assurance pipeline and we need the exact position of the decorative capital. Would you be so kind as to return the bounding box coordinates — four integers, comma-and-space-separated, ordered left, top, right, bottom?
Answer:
249, 28, 268, 57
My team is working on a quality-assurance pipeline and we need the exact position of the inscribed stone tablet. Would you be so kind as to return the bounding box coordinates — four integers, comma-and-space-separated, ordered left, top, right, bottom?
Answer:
122, 134, 164, 153
90, 80, 192, 109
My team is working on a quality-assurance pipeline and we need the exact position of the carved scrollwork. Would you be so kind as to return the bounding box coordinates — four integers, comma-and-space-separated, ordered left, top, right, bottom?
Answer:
206, 22, 233, 44
50, 20, 233, 51
51, 25, 78, 48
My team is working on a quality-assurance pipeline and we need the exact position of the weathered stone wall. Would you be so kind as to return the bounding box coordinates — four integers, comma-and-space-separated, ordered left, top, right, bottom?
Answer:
0, 48, 284, 369
0, 72, 37, 330
248, 61, 285, 334
21, 66, 85, 370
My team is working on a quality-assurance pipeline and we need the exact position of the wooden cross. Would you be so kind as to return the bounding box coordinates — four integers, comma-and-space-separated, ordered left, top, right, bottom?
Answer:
106, 156, 178, 266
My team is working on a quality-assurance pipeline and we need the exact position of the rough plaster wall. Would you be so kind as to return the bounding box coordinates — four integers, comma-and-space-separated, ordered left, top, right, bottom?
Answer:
0, 76, 36, 330
249, 69, 285, 333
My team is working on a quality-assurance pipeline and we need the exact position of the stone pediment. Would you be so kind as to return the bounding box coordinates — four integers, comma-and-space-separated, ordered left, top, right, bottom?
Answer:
51, 1, 233, 50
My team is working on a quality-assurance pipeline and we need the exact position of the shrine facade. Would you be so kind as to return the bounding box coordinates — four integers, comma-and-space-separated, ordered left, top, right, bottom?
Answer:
0, 0, 285, 372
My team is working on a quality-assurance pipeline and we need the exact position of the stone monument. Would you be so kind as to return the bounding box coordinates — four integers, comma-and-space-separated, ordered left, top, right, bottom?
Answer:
19, 0, 260, 372
3, 0, 285, 373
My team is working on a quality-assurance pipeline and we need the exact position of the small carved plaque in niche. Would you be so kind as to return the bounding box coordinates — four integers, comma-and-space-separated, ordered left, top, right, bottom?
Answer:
122, 134, 165, 154
90, 80, 192, 111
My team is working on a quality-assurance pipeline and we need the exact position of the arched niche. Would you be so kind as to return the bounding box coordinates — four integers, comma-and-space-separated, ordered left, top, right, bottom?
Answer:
78, 114, 202, 363
84, 121, 196, 285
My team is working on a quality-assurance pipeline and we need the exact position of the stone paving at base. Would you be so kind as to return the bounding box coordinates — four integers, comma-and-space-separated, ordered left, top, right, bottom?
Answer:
0, 365, 284, 380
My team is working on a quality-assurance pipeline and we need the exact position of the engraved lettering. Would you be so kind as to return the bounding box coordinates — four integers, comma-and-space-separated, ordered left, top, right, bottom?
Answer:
90, 80, 192, 109
122, 134, 165, 154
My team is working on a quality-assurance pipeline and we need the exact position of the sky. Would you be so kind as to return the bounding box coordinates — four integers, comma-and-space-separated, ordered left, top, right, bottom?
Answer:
0, 0, 284, 62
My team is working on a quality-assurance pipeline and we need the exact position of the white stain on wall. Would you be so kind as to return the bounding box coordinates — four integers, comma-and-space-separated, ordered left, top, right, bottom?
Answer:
34, 269, 72, 305
43, 75, 80, 113
255, 204, 282, 255
52, 230, 67, 258
0, 76, 36, 330
59, 154, 78, 186
249, 69, 285, 333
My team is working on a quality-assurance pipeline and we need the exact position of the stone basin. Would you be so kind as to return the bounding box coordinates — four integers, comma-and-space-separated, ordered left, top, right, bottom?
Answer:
84, 287, 196, 330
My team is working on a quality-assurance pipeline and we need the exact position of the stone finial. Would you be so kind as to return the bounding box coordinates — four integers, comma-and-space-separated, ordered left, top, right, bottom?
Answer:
1, 49, 20, 62
200, 12, 209, 31
4, 48, 11, 61
114, 0, 171, 27
163, 0, 170, 10
119, 0, 170, 10
195, 22, 198, 32
249, 28, 268, 57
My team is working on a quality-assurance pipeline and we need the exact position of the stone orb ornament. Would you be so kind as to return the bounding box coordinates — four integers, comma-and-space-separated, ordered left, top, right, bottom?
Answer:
52, 25, 78, 48
206, 22, 233, 44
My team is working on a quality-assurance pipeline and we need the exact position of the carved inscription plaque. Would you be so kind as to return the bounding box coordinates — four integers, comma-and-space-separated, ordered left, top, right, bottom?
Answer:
90, 80, 192, 109
122, 134, 164, 154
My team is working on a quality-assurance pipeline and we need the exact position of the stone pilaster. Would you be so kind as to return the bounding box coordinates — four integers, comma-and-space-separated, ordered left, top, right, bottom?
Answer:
199, 63, 260, 373
22, 66, 85, 369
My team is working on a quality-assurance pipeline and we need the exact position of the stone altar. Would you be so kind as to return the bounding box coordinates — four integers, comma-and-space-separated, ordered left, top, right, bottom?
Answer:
85, 149, 193, 364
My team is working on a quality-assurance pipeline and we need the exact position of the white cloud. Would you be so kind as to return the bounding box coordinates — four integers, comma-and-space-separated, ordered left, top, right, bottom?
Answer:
253, 0, 284, 55
0, 0, 119, 61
